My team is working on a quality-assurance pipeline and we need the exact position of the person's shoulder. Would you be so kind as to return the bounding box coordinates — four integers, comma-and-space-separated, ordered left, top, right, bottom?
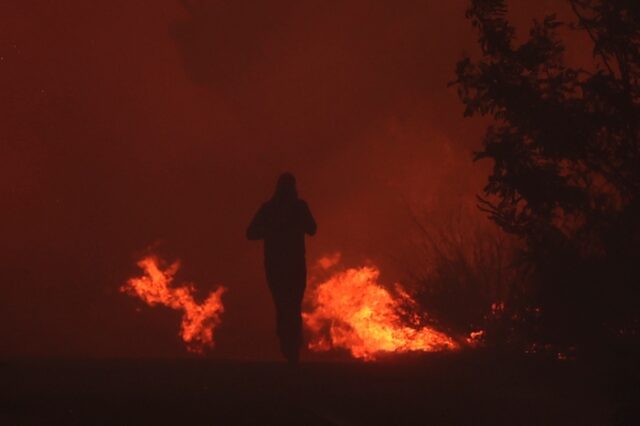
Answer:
257, 201, 272, 213
296, 199, 309, 208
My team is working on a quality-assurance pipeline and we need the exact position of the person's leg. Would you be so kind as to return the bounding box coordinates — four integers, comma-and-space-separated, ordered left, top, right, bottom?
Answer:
268, 282, 290, 360
268, 270, 306, 364
291, 283, 305, 357
270, 294, 294, 364
280, 279, 305, 365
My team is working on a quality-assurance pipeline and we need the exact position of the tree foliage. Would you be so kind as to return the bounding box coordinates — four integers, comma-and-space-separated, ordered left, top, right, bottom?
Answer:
454, 0, 640, 345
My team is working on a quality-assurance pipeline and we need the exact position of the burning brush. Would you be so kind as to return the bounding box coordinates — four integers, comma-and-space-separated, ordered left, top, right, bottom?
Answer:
121, 255, 226, 354
303, 253, 459, 360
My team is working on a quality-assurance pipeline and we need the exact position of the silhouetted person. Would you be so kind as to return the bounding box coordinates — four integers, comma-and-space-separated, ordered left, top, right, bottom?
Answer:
247, 173, 316, 365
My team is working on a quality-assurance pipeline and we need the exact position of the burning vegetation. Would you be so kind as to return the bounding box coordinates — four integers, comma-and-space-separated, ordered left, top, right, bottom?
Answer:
303, 254, 459, 360
121, 255, 226, 354
121, 253, 479, 360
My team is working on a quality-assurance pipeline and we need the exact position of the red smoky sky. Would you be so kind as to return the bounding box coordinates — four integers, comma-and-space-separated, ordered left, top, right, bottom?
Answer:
1, 0, 573, 358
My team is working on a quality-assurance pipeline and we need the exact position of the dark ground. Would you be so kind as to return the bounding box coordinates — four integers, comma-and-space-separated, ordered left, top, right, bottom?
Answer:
1, 351, 636, 425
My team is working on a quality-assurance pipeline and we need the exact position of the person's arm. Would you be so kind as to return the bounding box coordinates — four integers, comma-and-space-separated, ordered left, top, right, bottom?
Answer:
246, 204, 268, 240
301, 201, 317, 236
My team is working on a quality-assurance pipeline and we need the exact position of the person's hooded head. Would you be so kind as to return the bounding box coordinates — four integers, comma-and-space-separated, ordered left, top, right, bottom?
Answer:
272, 172, 298, 201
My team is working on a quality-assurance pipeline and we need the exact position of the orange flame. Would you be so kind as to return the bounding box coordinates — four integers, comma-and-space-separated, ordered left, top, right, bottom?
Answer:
121, 255, 226, 354
466, 330, 485, 346
303, 258, 459, 360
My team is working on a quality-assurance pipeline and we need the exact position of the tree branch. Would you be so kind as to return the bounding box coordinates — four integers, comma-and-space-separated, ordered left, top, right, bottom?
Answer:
569, 0, 617, 77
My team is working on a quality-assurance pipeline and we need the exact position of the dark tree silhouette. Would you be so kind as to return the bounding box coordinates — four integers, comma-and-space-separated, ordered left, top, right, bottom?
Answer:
453, 0, 640, 347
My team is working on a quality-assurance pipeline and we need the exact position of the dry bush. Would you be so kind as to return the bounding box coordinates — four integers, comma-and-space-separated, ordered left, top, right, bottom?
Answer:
400, 207, 536, 347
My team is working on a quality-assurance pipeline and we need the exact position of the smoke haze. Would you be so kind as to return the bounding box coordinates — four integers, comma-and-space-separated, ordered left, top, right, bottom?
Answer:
0, 0, 569, 358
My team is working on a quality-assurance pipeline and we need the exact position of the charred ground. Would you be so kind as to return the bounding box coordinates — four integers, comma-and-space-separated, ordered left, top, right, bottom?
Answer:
2, 351, 634, 426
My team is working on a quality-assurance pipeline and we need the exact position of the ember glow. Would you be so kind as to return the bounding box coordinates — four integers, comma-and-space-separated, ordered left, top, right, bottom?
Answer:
466, 330, 485, 346
121, 255, 226, 354
303, 255, 459, 360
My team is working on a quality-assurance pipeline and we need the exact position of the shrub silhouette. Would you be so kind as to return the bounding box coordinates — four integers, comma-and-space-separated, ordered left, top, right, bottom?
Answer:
453, 0, 640, 347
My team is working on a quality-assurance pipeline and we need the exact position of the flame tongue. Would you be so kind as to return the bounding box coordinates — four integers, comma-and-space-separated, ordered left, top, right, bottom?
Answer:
121, 256, 226, 354
304, 264, 458, 360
